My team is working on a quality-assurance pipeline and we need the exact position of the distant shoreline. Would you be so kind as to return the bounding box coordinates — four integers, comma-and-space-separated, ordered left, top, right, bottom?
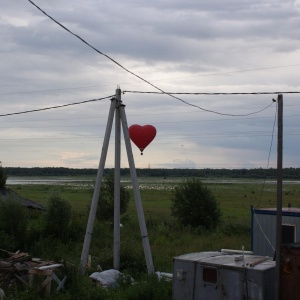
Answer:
3, 167, 300, 179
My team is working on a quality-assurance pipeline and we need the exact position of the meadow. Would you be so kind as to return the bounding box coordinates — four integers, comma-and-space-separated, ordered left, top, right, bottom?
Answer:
3, 176, 300, 299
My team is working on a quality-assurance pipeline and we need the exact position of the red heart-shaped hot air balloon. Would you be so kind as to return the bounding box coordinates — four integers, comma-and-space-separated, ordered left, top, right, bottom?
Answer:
128, 124, 156, 155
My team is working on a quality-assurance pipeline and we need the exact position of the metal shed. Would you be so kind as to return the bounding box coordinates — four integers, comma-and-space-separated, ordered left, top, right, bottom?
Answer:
172, 251, 275, 300
251, 207, 300, 257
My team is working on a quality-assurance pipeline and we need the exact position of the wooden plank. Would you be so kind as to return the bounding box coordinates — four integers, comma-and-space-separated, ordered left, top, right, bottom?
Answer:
29, 269, 53, 276
13, 273, 28, 286
41, 276, 52, 288
52, 273, 67, 293
0, 248, 14, 256
0, 261, 12, 268
41, 276, 52, 295
246, 257, 269, 267
37, 264, 63, 270
7, 253, 31, 264
56, 276, 67, 293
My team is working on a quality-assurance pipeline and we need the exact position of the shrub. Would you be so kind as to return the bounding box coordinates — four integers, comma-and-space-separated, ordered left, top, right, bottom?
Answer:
44, 191, 72, 240
110, 274, 172, 300
171, 178, 221, 230
96, 173, 130, 220
0, 163, 7, 189
0, 197, 28, 249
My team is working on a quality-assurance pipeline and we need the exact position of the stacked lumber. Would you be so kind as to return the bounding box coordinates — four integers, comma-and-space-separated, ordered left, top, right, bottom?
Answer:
0, 249, 65, 295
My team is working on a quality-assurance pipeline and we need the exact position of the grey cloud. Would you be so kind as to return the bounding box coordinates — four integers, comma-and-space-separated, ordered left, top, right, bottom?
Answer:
1, 0, 300, 168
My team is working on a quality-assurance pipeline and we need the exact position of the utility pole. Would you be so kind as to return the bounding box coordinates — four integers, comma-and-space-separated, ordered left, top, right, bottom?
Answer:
113, 89, 121, 270
80, 98, 115, 273
275, 94, 283, 300
120, 103, 154, 273
80, 88, 154, 274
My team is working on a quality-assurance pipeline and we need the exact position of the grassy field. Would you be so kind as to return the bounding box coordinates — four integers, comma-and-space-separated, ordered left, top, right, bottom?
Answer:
3, 176, 300, 299
8, 177, 300, 266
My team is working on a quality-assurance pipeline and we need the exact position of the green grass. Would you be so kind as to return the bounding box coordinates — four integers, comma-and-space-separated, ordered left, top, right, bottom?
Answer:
4, 176, 300, 299
10, 183, 93, 212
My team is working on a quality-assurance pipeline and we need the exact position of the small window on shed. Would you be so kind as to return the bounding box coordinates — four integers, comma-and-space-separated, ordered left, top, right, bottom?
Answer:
203, 267, 218, 284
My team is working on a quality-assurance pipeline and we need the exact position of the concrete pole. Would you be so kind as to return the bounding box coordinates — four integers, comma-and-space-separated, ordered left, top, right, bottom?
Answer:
119, 104, 155, 274
113, 88, 121, 270
80, 98, 116, 273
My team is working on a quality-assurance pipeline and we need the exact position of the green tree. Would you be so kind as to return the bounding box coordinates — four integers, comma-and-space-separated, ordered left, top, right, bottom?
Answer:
171, 178, 221, 230
44, 191, 72, 240
96, 172, 130, 220
0, 162, 7, 189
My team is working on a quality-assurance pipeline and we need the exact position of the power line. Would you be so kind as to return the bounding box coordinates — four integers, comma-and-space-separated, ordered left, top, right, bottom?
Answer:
26, 1, 171, 99
161, 64, 300, 79
2, 71, 300, 96
124, 90, 300, 95
257, 103, 278, 207
27, 0, 275, 117
0, 95, 113, 117
0, 85, 106, 96
2, 129, 300, 143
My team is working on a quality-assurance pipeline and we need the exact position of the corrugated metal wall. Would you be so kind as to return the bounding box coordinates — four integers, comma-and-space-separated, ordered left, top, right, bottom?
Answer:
252, 209, 300, 257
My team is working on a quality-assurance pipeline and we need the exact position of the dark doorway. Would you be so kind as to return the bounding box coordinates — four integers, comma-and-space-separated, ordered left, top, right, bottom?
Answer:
282, 224, 296, 244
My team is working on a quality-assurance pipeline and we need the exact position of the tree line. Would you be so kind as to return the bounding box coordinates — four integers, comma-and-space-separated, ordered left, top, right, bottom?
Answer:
4, 166, 300, 179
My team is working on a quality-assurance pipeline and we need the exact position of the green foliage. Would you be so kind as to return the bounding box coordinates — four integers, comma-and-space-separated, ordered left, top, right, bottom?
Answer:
0, 231, 19, 251
0, 197, 28, 249
44, 191, 72, 240
60, 264, 109, 300
109, 274, 172, 300
120, 240, 146, 274
4, 176, 292, 299
96, 172, 130, 220
0, 163, 7, 189
171, 178, 221, 230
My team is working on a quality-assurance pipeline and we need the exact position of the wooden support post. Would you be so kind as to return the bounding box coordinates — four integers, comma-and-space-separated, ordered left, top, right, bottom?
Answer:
29, 268, 53, 295
28, 264, 65, 295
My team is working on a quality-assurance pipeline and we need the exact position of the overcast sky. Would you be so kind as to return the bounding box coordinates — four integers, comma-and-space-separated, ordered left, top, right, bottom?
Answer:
1, 0, 300, 169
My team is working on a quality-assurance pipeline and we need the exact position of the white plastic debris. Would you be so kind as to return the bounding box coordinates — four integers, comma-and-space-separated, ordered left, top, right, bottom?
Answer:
155, 271, 173, 281
89, 269, 133, 288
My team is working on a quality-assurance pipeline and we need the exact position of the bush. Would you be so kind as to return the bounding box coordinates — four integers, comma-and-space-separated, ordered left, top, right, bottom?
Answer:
110, 274, 172, 300
0, 198, 28, 249
171, 178, 221, 230
44, 191, 72, 240
96, 173, 130, 220
0, 163, 7, 189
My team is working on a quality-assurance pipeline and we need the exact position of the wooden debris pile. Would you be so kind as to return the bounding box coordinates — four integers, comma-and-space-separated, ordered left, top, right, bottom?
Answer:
0, 249, 66, 295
